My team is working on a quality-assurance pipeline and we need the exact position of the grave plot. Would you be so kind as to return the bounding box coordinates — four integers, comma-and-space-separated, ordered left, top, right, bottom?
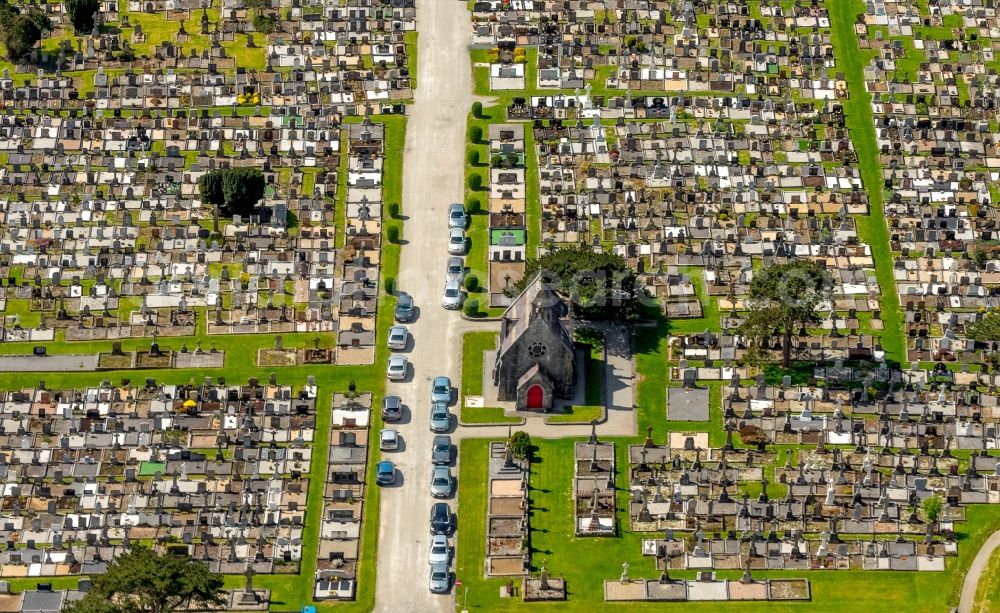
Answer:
574, 428, 616, 536
315, 393, 373, 602
0, 375, 318, 580
485, 441, 531, 577
485, 124, 529, 308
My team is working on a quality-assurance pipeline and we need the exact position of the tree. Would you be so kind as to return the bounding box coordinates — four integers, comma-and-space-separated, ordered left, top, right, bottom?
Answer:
466, 149, 479, 165
464, 273, 479, 292
222, 167, 265, 217
64, 546, 224, 613
923, 494, 943, 524
198, 167, 265, 231
64, 0, 99, 34
387, 225, 400, 244
472, 101, 483, 118
510, 246, 644, 321
967, 309, 1000, 342
469, 125, 483, 144
253, 12, 278, 35
465, 196, 481, 214
468, 173, 482, 190
463, 298, 479, 317
197, 170, 225, 233
1, 13, 41, 60
387, 201, 400, 219
509, 431, 531, 459
738, 259, 833, 367
0, 2, 49, 62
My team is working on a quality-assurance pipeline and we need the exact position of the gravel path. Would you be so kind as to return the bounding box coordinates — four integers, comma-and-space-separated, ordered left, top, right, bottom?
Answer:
958, 529, 1000, 613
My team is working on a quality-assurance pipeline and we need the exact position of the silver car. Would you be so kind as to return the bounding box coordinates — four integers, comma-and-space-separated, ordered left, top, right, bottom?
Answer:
447, 227, 466, 255
448, 203, 468, 229
430, 466, 454, 498
446, 257, 465, 283
430, 402, 450, 433
386, 355, 408, 380
387, 325, 408, 351
379, 428, 399, 451
428, 561, 450, 593
441, 280, 462, 310
428, 534, 451, 565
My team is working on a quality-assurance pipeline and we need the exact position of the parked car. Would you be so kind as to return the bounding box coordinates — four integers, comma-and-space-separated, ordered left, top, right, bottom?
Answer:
447, 228, 466, 255
428, 534, 451, 565
394, 293, 414, 322
381, 395, 402, 422
386, 355, 408, 380
430, 466, 454, 498
448, 203, 468, 229
375, 461, 395, 485
379, 429, 399, 451
387, 325, 408, 351
431, 376, 452, 404
429, 402, 450, 433
431, 435, 452, 465
428, 561, 451, 594
430, 502, 452, 535
441, 280, 462, 310
446, 257, 465, 283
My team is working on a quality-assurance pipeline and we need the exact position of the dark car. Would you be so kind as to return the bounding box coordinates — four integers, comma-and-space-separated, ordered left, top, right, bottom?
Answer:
430, 502, 452, 535
376, 461, 395, 485
395, 293, 414, 323
431, 435, 452, 465
381, 395, 402, 422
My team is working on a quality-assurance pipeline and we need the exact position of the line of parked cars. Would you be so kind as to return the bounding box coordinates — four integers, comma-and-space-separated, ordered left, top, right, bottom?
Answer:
442, 203, 467, 310
378, 204, 468, 594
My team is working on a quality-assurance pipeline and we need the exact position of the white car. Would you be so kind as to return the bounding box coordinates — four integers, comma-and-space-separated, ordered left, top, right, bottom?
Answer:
379, 428, 400, 451
387, 325, 408, 351
447, 228, 466, 255
428, 534, 451, 564
387, 355, 408, 380
441, 280, 462, 310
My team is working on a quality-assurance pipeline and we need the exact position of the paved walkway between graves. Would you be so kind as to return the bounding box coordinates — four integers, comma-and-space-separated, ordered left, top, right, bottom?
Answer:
0, 354, 99, 372
958, 528, 1000, 613
371, 0, 484, 610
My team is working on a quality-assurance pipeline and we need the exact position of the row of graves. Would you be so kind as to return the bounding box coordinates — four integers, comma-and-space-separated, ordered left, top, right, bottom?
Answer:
520, 90, 877, 330
860, 0, 1000, 365
471, 0, 842, 96
314, 391, 375, 601
7, 1, 414, 114
486, 124, 529, 307
618, 357, 1000, 595
0, 375, 323, 608
475, 1, 883, 336
0, 108, 393, 365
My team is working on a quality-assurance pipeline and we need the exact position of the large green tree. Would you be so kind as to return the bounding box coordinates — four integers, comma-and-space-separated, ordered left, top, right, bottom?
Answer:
198, 167, 265, 232
64, 0, 100, 34
0, 2, 49, 61
64, 546, 225, 613
739, 259, 833, 367
510, 246, 643, 321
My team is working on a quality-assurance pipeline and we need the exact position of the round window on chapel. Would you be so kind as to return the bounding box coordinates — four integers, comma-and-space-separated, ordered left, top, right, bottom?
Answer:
528, 342, 547, 358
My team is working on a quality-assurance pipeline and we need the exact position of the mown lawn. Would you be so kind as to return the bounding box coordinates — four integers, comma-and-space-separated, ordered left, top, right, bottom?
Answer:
826, 0, 905, 366
460, 331, 518, 424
